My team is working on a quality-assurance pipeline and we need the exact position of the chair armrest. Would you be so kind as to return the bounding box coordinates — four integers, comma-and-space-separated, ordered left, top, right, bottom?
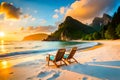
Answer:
46, 53, 56, 61
47, 53, 54, 56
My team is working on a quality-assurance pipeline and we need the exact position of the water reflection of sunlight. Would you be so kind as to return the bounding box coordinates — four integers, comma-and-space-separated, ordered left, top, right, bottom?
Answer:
0, 40, 6, 53
0, 60, 9, 69
1, 40, 4, 43
0, 60, 12, 80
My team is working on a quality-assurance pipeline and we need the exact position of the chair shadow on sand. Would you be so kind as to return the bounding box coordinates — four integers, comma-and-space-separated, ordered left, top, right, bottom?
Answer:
62, 61, 120, 80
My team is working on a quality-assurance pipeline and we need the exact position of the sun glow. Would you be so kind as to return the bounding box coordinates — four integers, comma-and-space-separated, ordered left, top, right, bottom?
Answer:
1, 60, 7, 66
0, 60, 8, 69
0, 32, 5, 37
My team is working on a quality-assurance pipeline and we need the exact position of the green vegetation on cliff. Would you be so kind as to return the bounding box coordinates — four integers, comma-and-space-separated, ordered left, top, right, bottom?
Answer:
46, 6, 120, 41
45, 16, 95, 41
84, 6, 120, 40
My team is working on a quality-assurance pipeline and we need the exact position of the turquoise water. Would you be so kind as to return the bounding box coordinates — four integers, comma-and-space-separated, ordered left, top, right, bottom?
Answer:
0, 41, 98, 58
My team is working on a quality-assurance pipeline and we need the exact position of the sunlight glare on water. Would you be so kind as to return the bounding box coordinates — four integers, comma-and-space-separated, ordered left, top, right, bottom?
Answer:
0, 60, 8, 69
0, 40, 6, 54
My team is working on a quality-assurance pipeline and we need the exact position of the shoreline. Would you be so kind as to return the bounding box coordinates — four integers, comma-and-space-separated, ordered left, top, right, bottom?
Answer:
0, 40, 120, 80
80, 43, 103, 52
0, 41, 98, 61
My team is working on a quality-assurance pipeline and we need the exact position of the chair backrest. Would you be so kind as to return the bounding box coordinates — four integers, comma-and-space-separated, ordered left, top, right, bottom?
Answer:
54, 48, 66, 62
67, 47, 77, 59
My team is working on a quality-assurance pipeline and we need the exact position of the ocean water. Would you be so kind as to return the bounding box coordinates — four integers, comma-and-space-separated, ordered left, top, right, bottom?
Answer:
0, 40, 98, 58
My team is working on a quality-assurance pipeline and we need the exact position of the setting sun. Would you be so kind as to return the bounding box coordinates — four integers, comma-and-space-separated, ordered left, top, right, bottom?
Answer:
0, 32, 5, 37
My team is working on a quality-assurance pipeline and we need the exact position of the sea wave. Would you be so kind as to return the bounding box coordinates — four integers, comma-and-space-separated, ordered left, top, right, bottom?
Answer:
0, 41, 98, 58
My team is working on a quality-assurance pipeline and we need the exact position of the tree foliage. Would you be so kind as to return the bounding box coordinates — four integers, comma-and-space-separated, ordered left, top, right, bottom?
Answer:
116, 24, 120, 38
84, 6, 120, 40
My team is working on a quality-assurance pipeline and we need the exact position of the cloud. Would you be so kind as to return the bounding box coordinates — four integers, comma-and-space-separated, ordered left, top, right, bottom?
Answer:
23, 14, 30, 18
54, 7, 66, 15
20, 27, 24, 31
39, 19, 47, 24
54, 9, 59, 13
0, 14, 4, 20
65, 0, 120, 24
53, 14, 59, 19
55, 21, 63, 26
59, 7, 65, 14
27, 26, 34, 30
0, 2, 21, 20
53, 7, 67, 19
34, 26, 56, 33
20, 25, 56, 34
31, 18, 36, 21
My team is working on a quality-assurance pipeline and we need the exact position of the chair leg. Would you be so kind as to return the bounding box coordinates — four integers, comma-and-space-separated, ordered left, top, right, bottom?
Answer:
62, 60, 67, 66
53, 62, 59, 67
73, 57, 78, 63
47, 61, 49, 66
64, 59, 70, 65
46, 57, 50, 66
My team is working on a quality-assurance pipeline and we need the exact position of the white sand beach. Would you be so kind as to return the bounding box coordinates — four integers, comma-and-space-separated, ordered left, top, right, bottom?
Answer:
0, 40, 120, 80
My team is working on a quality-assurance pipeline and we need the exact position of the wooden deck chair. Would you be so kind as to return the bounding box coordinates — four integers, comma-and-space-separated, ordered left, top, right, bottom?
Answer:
46, 48, 67, 67
64, 47, 78, 64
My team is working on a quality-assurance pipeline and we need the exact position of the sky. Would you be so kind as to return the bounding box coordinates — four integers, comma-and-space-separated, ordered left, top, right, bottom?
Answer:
0, 0, 120, 41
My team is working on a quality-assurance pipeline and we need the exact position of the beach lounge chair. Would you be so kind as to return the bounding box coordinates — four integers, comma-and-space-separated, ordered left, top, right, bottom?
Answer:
46, 48, 67, 67
64, 47, 78, 64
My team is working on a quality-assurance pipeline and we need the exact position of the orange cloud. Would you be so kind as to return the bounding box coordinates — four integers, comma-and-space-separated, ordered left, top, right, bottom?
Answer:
27, 26, 34, 30
0, 2, 21, 20
23, 14, 30, 18
20, 26, 56, 34
59, 7, 65, 14
53, 7, 67, 19
66, 0, 118, 24
6, 25, 56, 41
53, 14, 59, 19
20, 27, 24, 31
31, 26, 56, 33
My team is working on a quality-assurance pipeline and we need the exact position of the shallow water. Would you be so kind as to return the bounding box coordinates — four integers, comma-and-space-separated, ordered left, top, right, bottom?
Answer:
0, 41, 98, 58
